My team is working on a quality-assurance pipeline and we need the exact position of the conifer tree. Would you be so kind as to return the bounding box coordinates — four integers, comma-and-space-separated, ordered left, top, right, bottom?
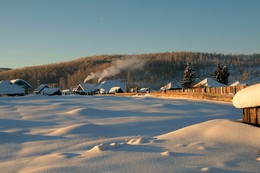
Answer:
213, 64, 223, 83
181, 62, 197, 88
213, 64, 229, 85
221, 65, 230, 85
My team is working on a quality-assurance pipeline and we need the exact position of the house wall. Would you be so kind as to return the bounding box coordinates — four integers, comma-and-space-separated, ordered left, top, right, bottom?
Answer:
242, 107, 260, 126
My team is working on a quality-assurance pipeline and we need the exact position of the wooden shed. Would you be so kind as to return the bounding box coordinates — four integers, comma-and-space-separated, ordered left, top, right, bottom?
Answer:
233, 83, 260, 126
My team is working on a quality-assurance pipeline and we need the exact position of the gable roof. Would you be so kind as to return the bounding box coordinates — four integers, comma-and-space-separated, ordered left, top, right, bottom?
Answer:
42, 88, 62, 96
34, 84, 49, 94
76, 83, 97, 93
10, 79, 32, 89
160, 82, 181, 91
193, 78, 226, 88
0, 80, 25, 95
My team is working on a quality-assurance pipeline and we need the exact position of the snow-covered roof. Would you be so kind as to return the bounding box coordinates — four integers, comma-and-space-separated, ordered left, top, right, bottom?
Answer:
230, 81, 247, 87
193, 78, 226, 88
233, 83, 260, 108
77, 84, 96, 93
10, 79, 32, 88
95, 80, 125, 93
42, 88, 62, 96
34, 84, 49, 93
109, 87, 123, 94
0, 80, 25, 95
139, 88, 149, 93
160, 82, 181, 91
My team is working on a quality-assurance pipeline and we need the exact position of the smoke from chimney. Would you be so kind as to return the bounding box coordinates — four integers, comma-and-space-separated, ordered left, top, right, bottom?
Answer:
84, 57, 146, 83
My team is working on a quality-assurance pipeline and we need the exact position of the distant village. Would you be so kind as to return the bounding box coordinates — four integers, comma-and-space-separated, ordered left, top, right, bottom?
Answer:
0, 77, 249, 97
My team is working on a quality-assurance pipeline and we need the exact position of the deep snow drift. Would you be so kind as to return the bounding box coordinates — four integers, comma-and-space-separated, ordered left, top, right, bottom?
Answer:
0, 95, 259, 172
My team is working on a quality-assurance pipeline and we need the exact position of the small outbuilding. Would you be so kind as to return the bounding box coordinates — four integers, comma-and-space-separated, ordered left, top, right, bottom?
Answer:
109, 87, 124, 94
34, 84, 49, 94
160, 81, 181, 91
138, 88, 150, 93
41, 88, 62, 96
233, 83, 260, 126
0, 80, 25, 96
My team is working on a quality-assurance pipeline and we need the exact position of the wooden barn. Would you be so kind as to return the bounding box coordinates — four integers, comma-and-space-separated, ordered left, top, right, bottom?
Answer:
233, 83, 260, 126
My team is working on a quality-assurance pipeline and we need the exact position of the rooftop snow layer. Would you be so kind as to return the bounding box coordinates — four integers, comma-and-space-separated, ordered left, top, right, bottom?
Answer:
0, 80, 25, 95
193, 78, 226, 88
233, 83, 260, 108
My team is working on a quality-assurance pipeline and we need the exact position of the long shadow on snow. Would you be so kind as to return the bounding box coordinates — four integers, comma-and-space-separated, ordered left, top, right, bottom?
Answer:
0, 118, 57, 130
0, 131, 63, 144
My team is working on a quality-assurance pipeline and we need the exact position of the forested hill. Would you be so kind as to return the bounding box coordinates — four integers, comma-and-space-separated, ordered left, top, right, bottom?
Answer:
0, 52, 259, 90
0, 68, 12, 72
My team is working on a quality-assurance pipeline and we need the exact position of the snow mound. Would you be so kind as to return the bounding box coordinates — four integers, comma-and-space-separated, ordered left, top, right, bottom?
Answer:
65, 107, 107, 117
109, 142, 119, 148
157, 119, 260, 146
88, 144, 106, 152
49, 123, 105, 136
126, 137, 147, 145
201, 167, 210, 172
233, 83, 260, 108
160, 151, 171, 157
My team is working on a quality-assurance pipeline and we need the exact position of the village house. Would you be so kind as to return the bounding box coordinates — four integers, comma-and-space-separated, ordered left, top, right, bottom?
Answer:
73, 83, 96, 95
0, 80, 25, 96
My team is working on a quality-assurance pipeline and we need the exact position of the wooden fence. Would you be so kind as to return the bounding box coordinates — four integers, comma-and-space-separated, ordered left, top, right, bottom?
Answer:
148, 85, 248, 103
167, 85, 247, 95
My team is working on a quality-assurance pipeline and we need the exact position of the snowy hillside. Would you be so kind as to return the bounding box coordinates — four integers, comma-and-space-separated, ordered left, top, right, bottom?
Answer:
0, 95, 260, 172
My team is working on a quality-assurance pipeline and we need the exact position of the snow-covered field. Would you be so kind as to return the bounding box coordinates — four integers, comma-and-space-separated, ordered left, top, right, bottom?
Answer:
0, 95, 260, 173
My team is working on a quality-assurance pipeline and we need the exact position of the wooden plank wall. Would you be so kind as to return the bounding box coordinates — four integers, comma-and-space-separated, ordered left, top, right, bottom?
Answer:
243, 107, 260, 126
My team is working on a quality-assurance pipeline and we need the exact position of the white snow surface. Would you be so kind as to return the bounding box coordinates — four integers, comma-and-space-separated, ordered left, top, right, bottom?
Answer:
233, 83, 260, 108
0, 95, 260, 172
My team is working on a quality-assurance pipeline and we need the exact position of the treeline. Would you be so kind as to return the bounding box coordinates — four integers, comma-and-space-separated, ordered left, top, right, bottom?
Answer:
0, 68, 11, 72
0, 52, 259, 90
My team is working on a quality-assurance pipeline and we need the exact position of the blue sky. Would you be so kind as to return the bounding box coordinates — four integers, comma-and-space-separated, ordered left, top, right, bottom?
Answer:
1, 0, 260, 68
